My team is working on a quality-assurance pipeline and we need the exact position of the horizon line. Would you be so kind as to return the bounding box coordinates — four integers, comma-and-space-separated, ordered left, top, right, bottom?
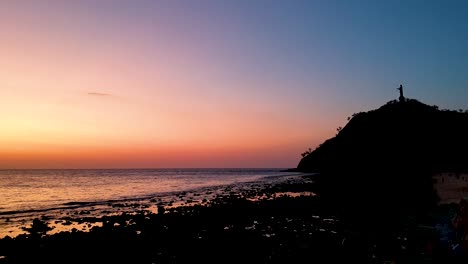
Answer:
0, 167, 290, 170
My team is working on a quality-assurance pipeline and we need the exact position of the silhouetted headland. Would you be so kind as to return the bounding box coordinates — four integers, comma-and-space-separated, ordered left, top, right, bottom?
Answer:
297, 97, 468, 173
295, 93, 468, 229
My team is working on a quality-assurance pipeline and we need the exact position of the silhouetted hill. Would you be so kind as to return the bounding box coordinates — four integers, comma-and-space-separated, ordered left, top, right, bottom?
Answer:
296, 98, 468, 221
297, 98, 468, 174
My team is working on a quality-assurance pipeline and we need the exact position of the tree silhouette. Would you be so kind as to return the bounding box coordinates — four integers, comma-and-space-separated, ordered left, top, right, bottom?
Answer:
301, 148, 313, 157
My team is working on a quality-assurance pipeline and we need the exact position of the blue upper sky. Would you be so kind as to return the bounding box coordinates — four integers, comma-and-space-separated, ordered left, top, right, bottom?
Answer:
37, 0, 467, 110
174, 0, 468, 109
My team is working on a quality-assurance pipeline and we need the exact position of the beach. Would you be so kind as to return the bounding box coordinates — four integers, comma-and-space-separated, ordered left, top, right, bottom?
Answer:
0, 169, 294, 238
0, 171, 436, 263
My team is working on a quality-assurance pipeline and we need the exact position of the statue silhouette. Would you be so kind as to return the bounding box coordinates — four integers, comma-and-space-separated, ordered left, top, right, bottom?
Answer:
397, 85, 405, 102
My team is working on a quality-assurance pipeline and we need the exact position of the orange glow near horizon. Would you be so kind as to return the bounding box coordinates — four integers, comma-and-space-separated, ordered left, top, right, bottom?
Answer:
0, 140, 324, 169
0, 2, 346, 169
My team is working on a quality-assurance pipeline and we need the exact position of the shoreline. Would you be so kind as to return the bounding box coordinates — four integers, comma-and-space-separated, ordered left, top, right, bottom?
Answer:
0, 173, 331, 264
0, 172, 460, 263
0, 172, 311, 239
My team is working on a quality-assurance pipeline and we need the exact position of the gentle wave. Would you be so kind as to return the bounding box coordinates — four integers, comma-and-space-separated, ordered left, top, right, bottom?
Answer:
0, 168, 291, 216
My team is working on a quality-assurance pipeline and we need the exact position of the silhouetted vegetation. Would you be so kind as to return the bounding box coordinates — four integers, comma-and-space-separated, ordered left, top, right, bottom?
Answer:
300, 147, 312, 158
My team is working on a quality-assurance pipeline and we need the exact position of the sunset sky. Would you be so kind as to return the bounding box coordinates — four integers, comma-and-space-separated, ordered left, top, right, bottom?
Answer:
1, 1, 467, 169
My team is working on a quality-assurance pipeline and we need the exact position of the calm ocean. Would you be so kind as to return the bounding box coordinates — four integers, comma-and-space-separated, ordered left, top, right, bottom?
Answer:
0, 168, 287, 215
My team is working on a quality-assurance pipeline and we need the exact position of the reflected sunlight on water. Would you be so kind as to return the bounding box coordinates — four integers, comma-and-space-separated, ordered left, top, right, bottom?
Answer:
0, 169, 284, 214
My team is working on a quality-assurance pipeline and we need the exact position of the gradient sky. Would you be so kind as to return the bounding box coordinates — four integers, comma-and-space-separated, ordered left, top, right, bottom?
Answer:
0, 0, 467, 169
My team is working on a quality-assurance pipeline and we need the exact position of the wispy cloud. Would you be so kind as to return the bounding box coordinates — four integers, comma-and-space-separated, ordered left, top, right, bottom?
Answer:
88, 92, 112, 97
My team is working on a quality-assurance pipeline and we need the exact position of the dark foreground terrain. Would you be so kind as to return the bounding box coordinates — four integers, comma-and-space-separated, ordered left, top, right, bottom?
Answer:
0, 174, 463, 264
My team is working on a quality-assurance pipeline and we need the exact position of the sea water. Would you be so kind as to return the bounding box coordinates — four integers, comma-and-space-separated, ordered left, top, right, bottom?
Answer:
0, 168, 286, 214
0, 168, 296, 237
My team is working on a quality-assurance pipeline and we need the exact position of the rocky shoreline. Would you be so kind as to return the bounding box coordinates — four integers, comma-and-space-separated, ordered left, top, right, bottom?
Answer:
0, 174, 462, 263
0, 173, 306, 238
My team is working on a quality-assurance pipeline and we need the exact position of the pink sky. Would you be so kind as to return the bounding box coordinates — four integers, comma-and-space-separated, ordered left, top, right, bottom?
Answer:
0, 2, 347, 169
